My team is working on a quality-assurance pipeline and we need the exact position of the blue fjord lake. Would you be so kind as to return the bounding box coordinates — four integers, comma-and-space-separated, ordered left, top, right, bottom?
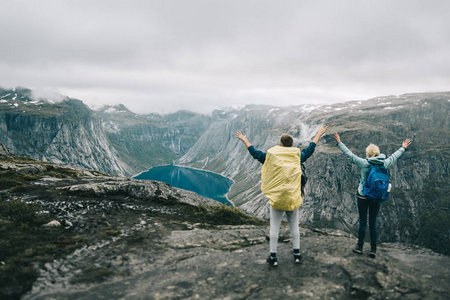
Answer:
134, 165, 233, 205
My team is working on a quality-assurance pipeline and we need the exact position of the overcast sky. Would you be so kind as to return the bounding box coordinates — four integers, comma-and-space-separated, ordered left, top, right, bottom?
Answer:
1, 0, 449, 114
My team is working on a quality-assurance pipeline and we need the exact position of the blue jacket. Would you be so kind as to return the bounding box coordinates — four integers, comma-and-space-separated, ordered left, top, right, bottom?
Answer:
248, 142, 317, 164
337, 142, 406, 196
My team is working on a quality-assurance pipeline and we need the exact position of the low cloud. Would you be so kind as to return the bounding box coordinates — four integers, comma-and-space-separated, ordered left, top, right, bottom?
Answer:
1, 0, 449, 114
31, 88, 67, 103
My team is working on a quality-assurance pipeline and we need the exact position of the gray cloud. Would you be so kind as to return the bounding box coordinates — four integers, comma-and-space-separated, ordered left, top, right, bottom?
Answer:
1, 0, 449, 114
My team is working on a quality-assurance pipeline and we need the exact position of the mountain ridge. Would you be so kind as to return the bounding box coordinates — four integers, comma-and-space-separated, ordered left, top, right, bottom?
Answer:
1, 87, 449, 256
0, 87, 213, 176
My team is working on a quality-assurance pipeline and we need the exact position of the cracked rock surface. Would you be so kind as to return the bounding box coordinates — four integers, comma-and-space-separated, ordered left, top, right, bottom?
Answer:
24, 224, 450, 300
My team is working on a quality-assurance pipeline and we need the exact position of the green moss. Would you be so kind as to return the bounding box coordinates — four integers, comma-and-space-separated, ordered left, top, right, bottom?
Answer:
0, 263, 37, 299
0, 171, 38, 190
124, 233, 147, 244
0, 199, 40, 223
98, 228, 121, 239
191, 204, 266, 226
45, 165, 83, 178
0, 155, 41, 164
0, 218, 88, 299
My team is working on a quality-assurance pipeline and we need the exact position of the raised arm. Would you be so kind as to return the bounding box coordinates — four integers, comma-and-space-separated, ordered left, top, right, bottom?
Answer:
333, 132, 341, 144
333, 132, 367, 168
385, 139, 411, 168
235, 131, 252, 148
235, 130, 266, 163
301, 125, 329, 162
402, 139, 412, 149
312, 125, 330, 144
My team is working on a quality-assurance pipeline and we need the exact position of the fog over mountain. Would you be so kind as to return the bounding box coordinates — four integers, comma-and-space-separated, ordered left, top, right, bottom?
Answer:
1, 1, 449, 114
1, 87, 449, 256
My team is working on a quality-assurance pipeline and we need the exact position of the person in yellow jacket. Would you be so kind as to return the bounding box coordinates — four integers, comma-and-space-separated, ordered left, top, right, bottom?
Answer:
235, 125, 329, 266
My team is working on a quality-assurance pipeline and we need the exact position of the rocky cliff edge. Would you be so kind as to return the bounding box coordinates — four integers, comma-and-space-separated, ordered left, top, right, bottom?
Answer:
0, 145, 448, 300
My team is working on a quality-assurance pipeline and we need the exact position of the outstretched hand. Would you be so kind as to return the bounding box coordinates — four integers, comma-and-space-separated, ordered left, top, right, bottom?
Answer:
333, 132, 341, 144
235, 131, 252, 148
234, 131, 247, 141
312, 125, 329, 144
402, 139, 412, 149
318, 125, 330, 136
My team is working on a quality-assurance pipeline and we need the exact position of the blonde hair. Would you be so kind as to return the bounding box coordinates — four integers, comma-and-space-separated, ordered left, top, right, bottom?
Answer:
366, 144, 380, 158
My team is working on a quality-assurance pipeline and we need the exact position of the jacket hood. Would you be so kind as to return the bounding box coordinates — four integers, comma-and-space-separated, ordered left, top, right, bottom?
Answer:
367, 153, 386, 165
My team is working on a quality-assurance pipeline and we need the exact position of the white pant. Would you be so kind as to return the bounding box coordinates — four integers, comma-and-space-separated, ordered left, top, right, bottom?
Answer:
269, 206, 300, 253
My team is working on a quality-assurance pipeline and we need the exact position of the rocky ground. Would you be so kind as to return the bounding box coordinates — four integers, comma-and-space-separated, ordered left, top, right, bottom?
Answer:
23, 226, 450, 300
1, 146, 449, 300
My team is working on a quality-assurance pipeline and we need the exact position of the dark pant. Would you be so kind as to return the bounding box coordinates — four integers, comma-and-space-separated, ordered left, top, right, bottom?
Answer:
357, 197, 381, 251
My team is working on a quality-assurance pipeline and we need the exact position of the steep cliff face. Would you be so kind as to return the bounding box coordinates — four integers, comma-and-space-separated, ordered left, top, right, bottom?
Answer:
1, 87, 448, 254
298, 94, 449, 254
0, 87, 212, 176
98, 107, 212, 175
178, 93, 450, 254
0, 87, 131, 176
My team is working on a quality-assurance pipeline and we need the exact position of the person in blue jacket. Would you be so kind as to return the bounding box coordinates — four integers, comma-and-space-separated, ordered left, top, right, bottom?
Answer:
333, 132, 411, 258
235, 125, 329, 266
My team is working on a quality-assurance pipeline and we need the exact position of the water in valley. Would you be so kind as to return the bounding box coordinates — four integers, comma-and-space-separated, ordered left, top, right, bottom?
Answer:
134, 165, 233, 205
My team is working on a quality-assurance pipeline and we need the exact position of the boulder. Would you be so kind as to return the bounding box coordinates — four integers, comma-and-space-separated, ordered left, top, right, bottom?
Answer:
0, 143, 11, 157
43, 220, 61, 227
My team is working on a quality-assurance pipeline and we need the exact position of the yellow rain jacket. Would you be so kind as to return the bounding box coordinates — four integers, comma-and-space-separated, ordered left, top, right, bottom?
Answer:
261, 146, 302, 211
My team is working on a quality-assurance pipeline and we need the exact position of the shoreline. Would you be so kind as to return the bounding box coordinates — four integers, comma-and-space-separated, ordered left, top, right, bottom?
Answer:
132, 164, 236, 207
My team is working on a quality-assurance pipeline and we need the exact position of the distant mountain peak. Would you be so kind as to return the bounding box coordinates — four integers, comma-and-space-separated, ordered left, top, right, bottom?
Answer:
97, 104, 134, 114
0, 86, 73, 106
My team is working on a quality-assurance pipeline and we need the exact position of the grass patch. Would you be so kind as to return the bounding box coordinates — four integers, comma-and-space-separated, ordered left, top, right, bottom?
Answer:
0, 198, 90, 299
0, 170, 38, 190
0, 220, 88, 300
98, 228, 121, 239
0, 199, 41, 223
191, 204, 266, 226
0, 155, 42, 164
44, 165, 84, 178
124, 233, 147, 244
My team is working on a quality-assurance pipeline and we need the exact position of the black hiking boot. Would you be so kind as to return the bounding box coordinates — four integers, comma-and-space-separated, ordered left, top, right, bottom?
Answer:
294, 253, 303, 264
352, 244, 363, 254
266, 256, 278, 267
368, 249, 377, 258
